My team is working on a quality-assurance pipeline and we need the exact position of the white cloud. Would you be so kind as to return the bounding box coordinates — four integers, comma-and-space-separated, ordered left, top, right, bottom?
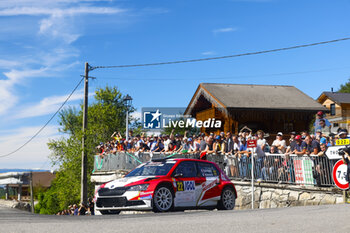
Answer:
0, 6, 124, 16
0, 59, 21, 68
0, 67, 49, 115
201, 51, 216, 56
14, 90, 96, 119
0, 125, 60, 169
213, 27, 237, 34
131, 111, 142, 120
15, 90, 84, 119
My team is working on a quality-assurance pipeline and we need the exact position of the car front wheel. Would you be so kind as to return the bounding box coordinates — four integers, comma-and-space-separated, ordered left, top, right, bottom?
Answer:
217, 186, 236, 210
153, 185, 174, 212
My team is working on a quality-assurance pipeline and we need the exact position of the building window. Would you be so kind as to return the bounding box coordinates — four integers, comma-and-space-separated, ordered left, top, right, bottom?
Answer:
330, 104, 335, 116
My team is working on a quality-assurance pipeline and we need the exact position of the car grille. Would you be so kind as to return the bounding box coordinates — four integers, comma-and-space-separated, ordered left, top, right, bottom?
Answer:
96, 197, 145, 208
98, 187, 127, 196
96, 197, 127, 208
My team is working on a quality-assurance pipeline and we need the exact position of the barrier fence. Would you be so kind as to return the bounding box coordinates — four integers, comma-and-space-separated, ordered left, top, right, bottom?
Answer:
93, 152, 337, 187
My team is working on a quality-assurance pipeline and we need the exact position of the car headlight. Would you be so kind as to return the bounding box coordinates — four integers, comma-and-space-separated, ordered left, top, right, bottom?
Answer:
127, 184, 149, 191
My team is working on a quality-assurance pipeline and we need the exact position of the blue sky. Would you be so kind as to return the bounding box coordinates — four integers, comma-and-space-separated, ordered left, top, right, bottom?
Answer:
0, 0, 350, 169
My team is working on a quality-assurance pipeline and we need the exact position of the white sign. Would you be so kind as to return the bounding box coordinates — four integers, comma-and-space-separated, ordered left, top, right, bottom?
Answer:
325, 146, 346, 160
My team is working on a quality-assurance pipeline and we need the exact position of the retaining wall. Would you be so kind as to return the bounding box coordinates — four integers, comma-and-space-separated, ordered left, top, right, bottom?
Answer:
234, 181, 344, 210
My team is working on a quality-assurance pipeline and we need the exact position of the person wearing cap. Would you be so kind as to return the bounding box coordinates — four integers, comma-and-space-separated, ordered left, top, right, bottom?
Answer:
314, 111, 331, 134
338, 128, 349, 139
182, 137, 194, 154
213, 135, 224, 154
272, 132, 287, 154
293, 135, 308, 156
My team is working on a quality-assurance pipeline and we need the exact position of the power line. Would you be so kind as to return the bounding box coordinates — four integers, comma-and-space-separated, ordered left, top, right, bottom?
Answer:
100, 66, 350, 81
0, 77, 85, 159
91, 37, 350, 70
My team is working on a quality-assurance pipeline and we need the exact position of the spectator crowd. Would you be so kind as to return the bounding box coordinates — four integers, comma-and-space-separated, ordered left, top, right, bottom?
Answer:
56, 198, 94, 216
95, 111, 349, 186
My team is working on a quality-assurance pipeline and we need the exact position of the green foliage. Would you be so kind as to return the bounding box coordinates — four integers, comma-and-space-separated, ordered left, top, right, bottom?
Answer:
338, 78, 350, 93
36, 85, 137, 214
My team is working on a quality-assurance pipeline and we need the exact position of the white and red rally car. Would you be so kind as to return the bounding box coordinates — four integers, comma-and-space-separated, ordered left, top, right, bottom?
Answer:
94, 158, 237, 214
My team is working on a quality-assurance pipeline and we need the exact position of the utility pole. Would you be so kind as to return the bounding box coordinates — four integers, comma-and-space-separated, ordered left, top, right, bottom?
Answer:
30, 172, 34, 213
126, 110, 129, 140
81, 62, 89, 205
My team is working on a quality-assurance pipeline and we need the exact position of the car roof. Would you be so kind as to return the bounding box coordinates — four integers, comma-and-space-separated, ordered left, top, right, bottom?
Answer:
172, 158, 215, 164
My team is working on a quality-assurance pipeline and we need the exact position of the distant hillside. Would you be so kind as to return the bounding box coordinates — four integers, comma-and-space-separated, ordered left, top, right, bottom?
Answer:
0, 168, 50, 173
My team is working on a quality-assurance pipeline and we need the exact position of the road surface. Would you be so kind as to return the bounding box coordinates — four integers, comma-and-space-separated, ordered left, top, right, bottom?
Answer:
0, 204, 349, 233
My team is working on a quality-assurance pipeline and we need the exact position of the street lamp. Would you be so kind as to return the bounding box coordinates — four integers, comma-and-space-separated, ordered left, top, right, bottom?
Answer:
123, 94, 133, 140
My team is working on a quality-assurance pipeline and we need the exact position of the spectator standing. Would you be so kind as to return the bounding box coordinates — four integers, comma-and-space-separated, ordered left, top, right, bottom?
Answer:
237, 137, 251, 179
88, 198, 94, 215
272, 132, 287, 153
293, 135, 308, 156
78, 203, 86, 216
256, 130, 266, 181
314, 111, 331, 134
318, 119, 331, 137
338, 128, 349, 139
199, 134, 207, 151
73, 204, 79, 216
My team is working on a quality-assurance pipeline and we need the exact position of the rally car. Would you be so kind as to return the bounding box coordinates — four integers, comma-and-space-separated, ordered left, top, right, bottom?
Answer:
94, 158, 237, 215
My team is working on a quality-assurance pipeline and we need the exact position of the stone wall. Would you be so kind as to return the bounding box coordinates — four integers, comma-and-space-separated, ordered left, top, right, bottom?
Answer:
234, 181, 344, 210
0, 199, 31, 212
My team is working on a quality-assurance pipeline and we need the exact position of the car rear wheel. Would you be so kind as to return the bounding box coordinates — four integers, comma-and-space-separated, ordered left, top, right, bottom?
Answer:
217, 186, 236, 210
100, 210, 121, 215
153, 185, 174, 212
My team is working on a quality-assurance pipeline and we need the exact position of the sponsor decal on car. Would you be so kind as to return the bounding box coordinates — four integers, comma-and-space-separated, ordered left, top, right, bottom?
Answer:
202, 179, 217, 192
176, 180, 195, 191
139, 195, 153, 200
140, 191, 154, 196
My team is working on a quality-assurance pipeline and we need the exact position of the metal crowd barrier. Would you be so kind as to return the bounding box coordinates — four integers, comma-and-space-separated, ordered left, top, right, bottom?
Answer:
93, 152, 335, 187
225, 153, 336, 187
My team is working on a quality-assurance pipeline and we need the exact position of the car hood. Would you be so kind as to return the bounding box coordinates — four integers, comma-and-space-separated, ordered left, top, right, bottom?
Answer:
105, 176, 156, 189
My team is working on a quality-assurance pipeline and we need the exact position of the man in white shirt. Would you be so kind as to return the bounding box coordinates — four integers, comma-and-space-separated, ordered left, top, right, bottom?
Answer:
272, 132, 286, 154
256, 130, 267, 181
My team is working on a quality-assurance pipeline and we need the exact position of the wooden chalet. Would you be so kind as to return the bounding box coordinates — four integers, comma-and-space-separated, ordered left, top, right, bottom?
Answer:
317, 91, 350, 132
185, 83, 327, 136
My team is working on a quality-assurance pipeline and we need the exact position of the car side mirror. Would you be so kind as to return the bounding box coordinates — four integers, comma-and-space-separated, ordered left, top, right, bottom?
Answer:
173, 173, 183, 178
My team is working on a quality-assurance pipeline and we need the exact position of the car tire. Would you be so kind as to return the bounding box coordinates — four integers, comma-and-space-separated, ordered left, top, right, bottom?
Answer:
100, 210, 121, 215
217, 186, 236, 210
153, 185, 174, 212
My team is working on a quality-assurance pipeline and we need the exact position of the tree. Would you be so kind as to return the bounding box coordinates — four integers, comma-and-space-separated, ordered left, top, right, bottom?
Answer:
338, 78, 350, 93
36, 86, 137, 214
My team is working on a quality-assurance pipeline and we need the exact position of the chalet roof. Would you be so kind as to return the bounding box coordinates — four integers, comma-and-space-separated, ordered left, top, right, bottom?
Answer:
187, 83, 327, 112
318, 91, 350, 104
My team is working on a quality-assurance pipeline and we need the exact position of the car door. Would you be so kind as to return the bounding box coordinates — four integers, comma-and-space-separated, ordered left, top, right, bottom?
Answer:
196, 162, 221, 206
172, 161, 202, 207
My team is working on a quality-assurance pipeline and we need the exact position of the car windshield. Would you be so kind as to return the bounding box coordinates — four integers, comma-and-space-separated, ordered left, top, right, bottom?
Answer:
125, 161, 176, 177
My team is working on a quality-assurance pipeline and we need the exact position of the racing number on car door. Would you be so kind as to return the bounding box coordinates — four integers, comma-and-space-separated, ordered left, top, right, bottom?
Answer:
176, 181, 184, 191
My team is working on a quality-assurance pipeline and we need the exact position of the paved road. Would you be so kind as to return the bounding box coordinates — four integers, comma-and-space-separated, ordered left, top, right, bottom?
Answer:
0, 204, 349, 233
